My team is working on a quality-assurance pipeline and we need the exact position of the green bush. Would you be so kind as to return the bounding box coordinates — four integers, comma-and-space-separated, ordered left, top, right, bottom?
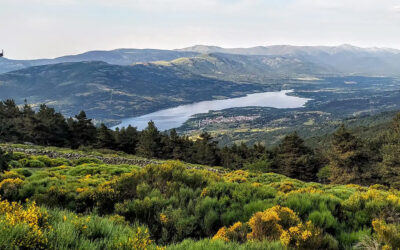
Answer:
308, 210, 338, 231
33, 155, 53, 167
8, 160, 22, 169
51, 157, 72, 167
167, 239, 284, 250
244, 159, 272, 173
25, 159, 46, 168
14, 168, 33, 177
11, 152, 27, 160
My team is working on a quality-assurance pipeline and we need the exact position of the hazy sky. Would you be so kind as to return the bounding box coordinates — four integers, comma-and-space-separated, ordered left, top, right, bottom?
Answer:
1, 0, 400, 59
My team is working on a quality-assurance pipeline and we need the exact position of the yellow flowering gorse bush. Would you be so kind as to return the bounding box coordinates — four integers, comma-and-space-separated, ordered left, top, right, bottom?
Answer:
0, 198, 49, 249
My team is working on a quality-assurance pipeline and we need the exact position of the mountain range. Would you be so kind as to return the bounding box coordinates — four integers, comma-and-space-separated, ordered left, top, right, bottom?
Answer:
179, 44, 400, 76
0, 49, 198, 74
1, 44, 400, 125
2, 44, 400, 76
0, 61, 266, 124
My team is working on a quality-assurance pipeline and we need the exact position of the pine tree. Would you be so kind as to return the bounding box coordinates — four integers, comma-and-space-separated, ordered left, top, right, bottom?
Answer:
69, 111, 97, 148
0, 148, 10, 172
137, 121, 163, 158
0, 100, 21, 142
276, 132, 318, 182
328, 125, 368, 184
116, 125, 139, 154
34, 104, 69, 146
191, 132, 219, 166
96, 124, 116, 149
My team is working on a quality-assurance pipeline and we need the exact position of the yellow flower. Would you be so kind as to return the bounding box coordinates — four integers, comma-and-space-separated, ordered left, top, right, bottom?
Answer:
200, 188, 208, 197
301, 230, 312, 240
280, 230, 291, 246
160, 213, 168, 224
229, 222, 243, 232
212, 227, 229, 242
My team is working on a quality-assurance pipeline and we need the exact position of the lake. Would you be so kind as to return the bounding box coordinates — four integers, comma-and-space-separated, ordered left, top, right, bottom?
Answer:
113, 90, 310, 131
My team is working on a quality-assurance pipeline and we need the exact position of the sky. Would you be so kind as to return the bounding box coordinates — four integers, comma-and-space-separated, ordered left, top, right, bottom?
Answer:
1, 0, 400, 59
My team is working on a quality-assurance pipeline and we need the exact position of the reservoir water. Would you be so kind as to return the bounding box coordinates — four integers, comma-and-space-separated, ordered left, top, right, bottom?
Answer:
113, 90, 310, 131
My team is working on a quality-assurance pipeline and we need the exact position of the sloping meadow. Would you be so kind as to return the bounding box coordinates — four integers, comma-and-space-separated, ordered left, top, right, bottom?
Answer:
1, 150, 400, 249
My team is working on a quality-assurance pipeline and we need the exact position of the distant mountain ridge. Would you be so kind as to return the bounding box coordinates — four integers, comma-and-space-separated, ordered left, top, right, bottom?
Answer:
2, 44, 400, 76
178, 44, 400, 76
0, 49, 198, 74
145, 53, 334, 82
178, 44, 400, 56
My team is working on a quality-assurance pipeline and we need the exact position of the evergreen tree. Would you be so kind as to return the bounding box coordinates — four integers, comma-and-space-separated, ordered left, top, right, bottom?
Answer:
276, 132, 319, 182
137, 121, 163, 158
328, 125, 368, 184
69, 111, 97, 148
0, 148, 10, 172
33, 104, 69, 146
19, 101, 37, 142
191, 132, 219, 166
0, 100, 21, 142
96, 124, 116, 149
116, 126, 139, 154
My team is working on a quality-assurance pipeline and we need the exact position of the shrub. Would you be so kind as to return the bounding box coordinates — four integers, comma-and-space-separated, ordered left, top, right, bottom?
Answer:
74, 157, 103, 166
213, 222, 248, 243
51, 157, 72, 167
279, 221, 325, 250
169, 238, 284, 250
10, 152, 27, 160
14, 168, 33, 177
0, 178, 24, 200
244, 160, 272, 173
19, 159, 46, 168
308, 210, 338, 232
317, 166, 331, 183
8, 160, 22, 169
247, 205, 300, 241
372, 219, 400, 249
33, 155, 53, 167
27, 159, 46, 168
0, 170, 24, 181
0, 199, 49, 249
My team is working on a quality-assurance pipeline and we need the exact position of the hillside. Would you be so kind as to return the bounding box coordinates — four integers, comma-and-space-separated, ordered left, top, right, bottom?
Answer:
0, 141, 400, 249
0, 49, 198, 74
148, 53, 334, 83
179, 45, 400, 76
0, 61, 267, 124
3, 44, 400, 77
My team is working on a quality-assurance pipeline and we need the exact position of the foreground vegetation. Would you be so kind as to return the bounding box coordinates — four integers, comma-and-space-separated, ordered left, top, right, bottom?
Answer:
2, 99, 400, 249
0, 152, 400, 249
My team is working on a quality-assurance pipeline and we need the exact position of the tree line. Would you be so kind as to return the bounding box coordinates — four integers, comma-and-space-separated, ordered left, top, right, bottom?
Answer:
1, 99, 400, 187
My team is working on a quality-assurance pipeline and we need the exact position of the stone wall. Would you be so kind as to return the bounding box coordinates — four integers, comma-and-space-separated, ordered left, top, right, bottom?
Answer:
1, 146, 159, 167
